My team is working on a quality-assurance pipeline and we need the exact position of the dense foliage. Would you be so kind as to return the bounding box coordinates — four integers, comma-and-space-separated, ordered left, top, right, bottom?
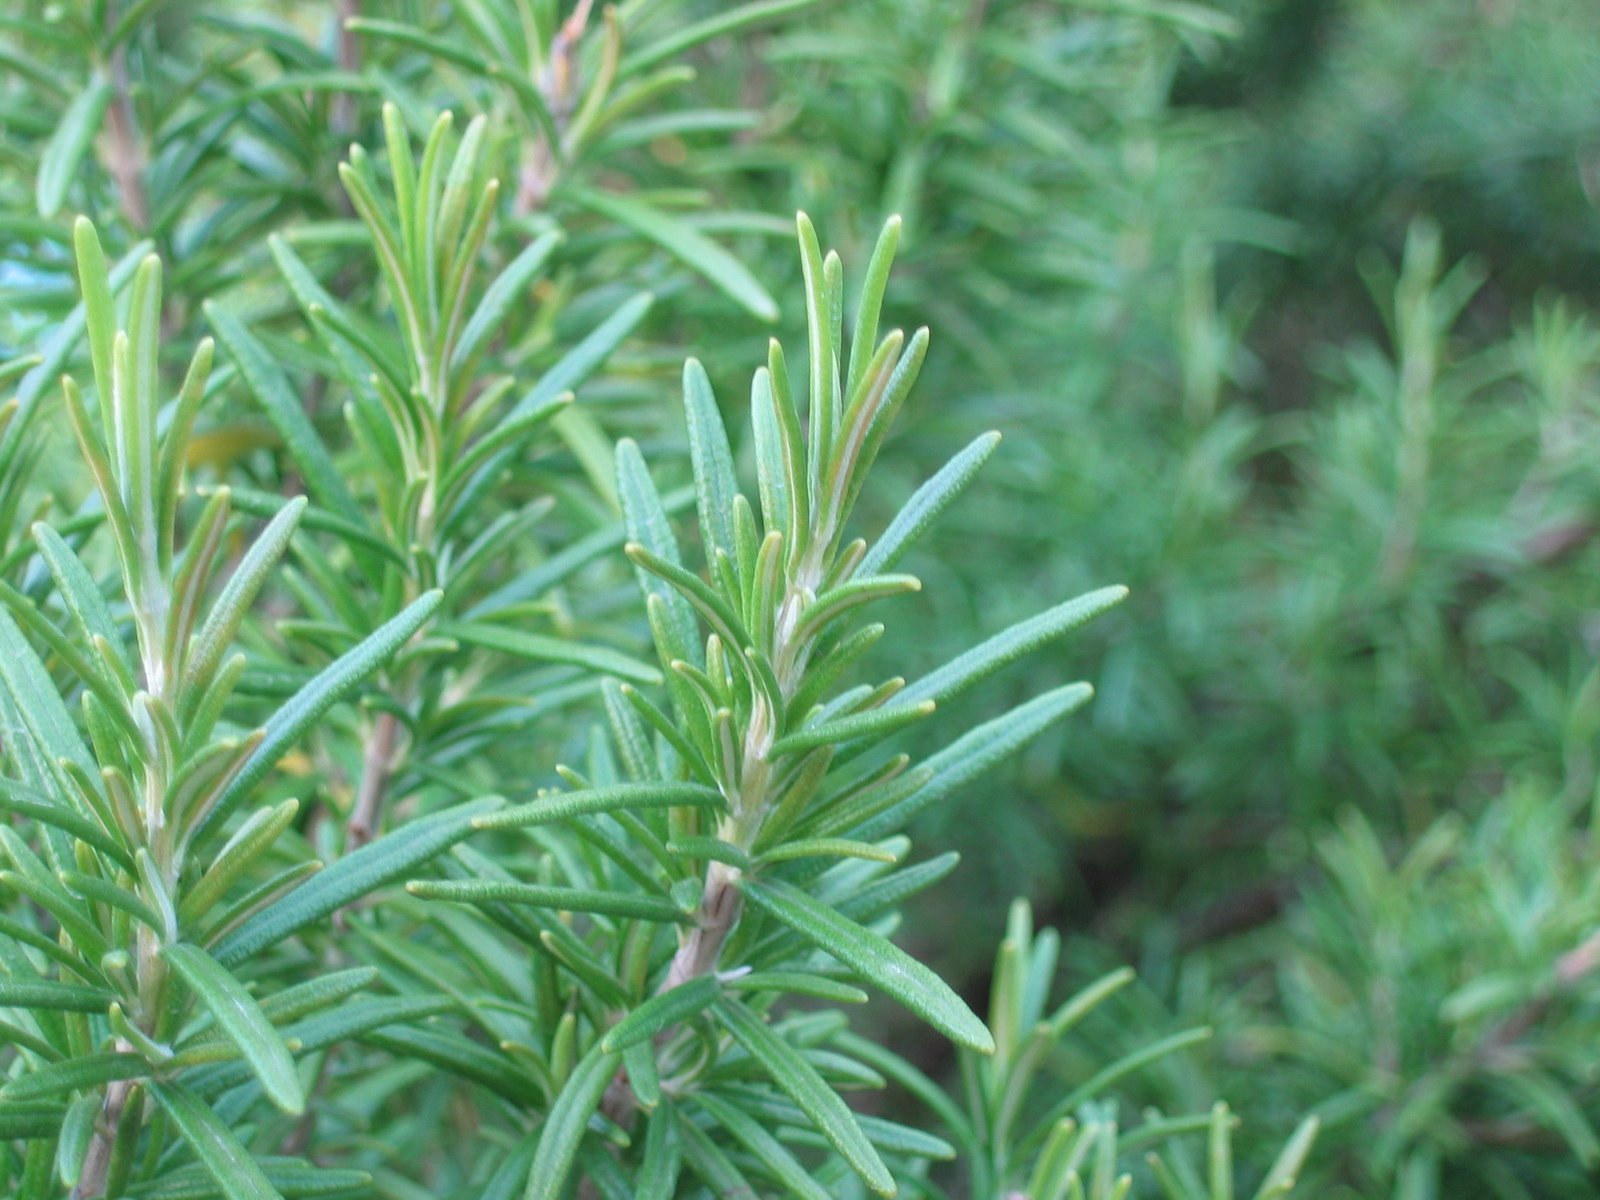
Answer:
1, 1, 1597, 1198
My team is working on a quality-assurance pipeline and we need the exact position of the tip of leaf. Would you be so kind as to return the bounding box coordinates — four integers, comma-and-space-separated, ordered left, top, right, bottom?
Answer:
964, 1025, 998, 1056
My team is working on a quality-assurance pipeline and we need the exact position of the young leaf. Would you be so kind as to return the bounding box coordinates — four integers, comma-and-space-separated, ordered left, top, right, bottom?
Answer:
1253, 1116, 1320, 1200
617, 439, 699, 665
683, 359, 740, 564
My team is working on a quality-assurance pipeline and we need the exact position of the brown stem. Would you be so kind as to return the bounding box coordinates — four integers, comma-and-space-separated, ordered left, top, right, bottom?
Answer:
663, 862, 744, 991
1481, 928, 1600, 1066
347, 710, 400, 849
331, 0, 361, 136
73, 1072, 134, 1199
514, 0, 593, 214
101, 39, 148, 231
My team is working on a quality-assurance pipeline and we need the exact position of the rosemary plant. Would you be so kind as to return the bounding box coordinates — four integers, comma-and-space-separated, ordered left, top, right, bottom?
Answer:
0, 223, 437, 1198
207, 103, 663, 855
391, 215, 1129, 1198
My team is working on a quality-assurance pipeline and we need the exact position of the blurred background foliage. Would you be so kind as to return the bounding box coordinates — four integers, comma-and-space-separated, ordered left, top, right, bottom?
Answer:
4, 0, 1600, 1195
672, 0, 1600, 1193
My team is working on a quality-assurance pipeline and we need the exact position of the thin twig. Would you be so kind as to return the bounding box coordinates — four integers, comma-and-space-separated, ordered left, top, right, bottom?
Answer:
102, 37, 148, 231
347, 710, 400, 849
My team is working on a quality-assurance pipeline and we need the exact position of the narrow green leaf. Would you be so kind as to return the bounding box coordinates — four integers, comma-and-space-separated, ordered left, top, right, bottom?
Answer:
858, 431, 1002, 576
453, 231, 563, 369
513, 293, 654, 417
622, 0, 820, 73
37, 81, 113, 217
163, 942, 304, 1115
636, 1103, 681, 1200
438, 621, 660, 685
601, 976, 720, 1053
55, 1090, 96, 1188
524, 1041, 622, 1200
731, 972, 869, 1005
204, 303, 362, 523
148, 1081, 285, 1200
60, 870, 161, 931
480, 1130, 540, 1200
716, 997, 893, 1196
184, 497, 307, 703
682, 359, 740, 565
196, 591, 443, 842
570, 187, 778, 322
616, 439, 699, 665
901, 586, 1128, 706
408, 879, 688, 924
852, 682, 1095, 841
33, 523, 128, 681
213, 795, 501, 966
0, 1054, 146, 1102
846, 217, 903, 402
362, 1024, 538, 1105
178, 799, 300, 930
772, 700, 934, 757
0, 1100, 67, 1140
0, 979, 112, 1012
0, 777, 132, 870
622, 1038, 661, 1109
740, 878, 994, 1052
474, 782, 723, 832
694, 1090, 833, 1200
627, 541, 752, 653
0, 605, 101, 808
1252, 1116, 1319, 1200
131, 1159, 371, 1200
1045, 1027, 1213, 1122
666, 837, 750, 869
676, 1110, 758, 1196
757, 839, 897, 866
